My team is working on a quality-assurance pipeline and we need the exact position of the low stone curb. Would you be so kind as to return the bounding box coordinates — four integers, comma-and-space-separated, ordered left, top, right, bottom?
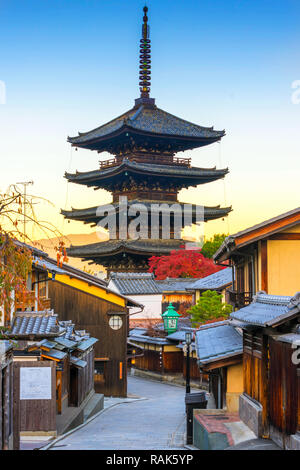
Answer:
39, 397, 148, 450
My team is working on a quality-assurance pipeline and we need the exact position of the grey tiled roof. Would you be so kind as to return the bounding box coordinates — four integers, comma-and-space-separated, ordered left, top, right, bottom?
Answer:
10, 311, 63, 337
167, 328, 195, 342
70, 356, 87, 368
213, 207, 300, 261
157, 277, 200, 292
67, 238, 184, 257
275, 333, 300, 345
43, 349, 67, 360
53, 337, 77, 349
129, 327, 148, 336
110, 272, 161, 295
195, 321, 243, 365
68, 105, 225, 144
76, 337, 98, 351
188, 268, 233, 290
62, 202, 231, 224
230, 292, 300, 327
32, 256, 66, 275
65, 160, 228, 186
128, 328, 171, 345
0, 340, 14, 359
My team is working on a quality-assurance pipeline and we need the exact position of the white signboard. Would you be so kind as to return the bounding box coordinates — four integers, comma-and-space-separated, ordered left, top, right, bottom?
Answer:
20, 367, 52, 400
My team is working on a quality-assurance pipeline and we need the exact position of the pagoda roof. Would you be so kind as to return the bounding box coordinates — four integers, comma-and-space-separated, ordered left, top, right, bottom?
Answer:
65, 159, 228, 188
67, 104, 225, 153
67, 238, 184, 260
61, 202, 232, 225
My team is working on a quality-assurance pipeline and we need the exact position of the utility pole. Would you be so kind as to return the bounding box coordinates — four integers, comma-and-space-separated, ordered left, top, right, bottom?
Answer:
16, 181, 34, 241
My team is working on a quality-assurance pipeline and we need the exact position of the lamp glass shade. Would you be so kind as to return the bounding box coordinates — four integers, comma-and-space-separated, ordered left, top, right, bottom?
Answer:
185, 332, 192, 345
162, 303, 180, 334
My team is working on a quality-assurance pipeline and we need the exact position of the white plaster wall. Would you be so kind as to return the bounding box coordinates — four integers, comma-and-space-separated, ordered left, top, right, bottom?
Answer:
107, 280, 162, 319
128, 294, 163, 319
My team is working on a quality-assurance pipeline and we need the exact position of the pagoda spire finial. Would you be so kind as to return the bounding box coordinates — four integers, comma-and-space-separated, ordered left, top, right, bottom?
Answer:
139, 5, 151, 99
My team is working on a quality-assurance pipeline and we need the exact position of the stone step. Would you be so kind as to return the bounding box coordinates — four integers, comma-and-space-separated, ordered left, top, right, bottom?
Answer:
83, 393, 104, 422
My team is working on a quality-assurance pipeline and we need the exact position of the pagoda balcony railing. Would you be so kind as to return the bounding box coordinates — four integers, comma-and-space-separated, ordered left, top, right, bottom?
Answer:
99, 155, 191, 169
226, 288, 253, 310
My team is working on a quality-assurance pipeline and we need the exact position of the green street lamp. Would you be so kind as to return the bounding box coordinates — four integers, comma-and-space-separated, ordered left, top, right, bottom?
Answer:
162, 303, 180, 334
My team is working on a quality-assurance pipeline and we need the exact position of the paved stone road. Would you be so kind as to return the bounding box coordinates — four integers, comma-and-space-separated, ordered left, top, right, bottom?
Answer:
49, 376, 189, 450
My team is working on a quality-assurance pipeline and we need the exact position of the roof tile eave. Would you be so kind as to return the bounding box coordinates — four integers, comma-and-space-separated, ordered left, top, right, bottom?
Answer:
214, 207, 300, 261
67, 104, 226, 144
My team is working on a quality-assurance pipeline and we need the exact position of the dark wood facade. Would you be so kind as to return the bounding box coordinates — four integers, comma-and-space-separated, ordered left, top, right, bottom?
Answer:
241, 328, 300, 445
69, 349, 95, 407
129, 339, 205, 385
13, 360, 56, 436
0, 343, 15, 450
132, 346, 183, 374
183, 357, 202, 381
49, 281, 128, 397
243, 330, 269, 436
268, 338, 299, 437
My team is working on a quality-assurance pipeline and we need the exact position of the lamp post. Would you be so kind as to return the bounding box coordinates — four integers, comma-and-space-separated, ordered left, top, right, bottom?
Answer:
162, 303, 180, 335
185, 331, 192, 394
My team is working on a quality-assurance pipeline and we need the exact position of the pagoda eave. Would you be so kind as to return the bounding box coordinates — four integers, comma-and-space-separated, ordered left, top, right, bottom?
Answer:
67, 238, 184, 259
68, 124, 224, 154
61, 203, 232, 225
64, 161, 229, 188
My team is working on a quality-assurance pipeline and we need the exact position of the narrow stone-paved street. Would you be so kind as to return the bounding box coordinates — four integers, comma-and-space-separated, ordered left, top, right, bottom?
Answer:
48, 376, 190, 450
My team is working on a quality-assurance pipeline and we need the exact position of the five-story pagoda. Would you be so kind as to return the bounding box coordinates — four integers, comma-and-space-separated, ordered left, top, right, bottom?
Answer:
63, 6, 231, 274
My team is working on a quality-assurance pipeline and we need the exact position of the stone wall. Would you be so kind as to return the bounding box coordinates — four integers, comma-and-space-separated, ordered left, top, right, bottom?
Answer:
239, 393, 262, 437
270, 424, 300, 450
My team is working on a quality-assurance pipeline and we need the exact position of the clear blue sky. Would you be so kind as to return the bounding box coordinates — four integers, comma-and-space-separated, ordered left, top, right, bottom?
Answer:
0, 0, 300, 238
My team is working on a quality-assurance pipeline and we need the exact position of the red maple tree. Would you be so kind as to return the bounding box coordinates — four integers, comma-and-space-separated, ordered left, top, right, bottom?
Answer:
148, 247, 224, 280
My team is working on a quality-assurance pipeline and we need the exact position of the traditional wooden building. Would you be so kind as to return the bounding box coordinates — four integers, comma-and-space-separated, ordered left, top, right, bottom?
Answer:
0, 341, 16, 450
128, 327, 183, 375
195, 320, 243, 412
214, 207, 300, 309
188, 267, 233, 303
13, 242, 142, 397
230, 291, 300, 449
128, 323, 202, 381
62, 6, 231, 274
7, 310, 98, 436
156, 278, 196, 315
108, 272, 162, 327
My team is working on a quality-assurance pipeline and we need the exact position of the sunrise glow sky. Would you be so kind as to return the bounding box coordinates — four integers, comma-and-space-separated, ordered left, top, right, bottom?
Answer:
1, 0, 300, 242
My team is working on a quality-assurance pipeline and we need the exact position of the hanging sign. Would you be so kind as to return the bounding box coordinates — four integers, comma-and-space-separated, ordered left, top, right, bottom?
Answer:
20, 367, 52, 400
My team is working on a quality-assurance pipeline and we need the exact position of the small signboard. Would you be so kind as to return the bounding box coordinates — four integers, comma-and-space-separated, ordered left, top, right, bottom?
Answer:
20, 367, 52, 400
